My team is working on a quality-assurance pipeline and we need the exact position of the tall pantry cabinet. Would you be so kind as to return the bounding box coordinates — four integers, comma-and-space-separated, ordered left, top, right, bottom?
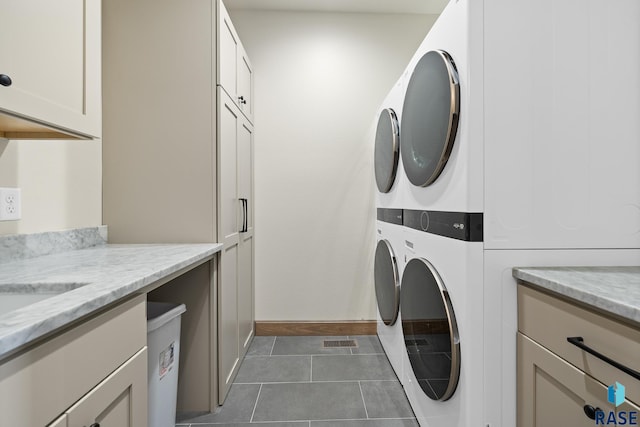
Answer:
217, 0, 255, 401
102, 0, 254, 408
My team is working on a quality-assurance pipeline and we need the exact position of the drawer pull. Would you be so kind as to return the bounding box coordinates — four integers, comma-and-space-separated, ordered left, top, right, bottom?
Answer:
583, 404, 602, 420
0, 74, 11, 87
567, 336, 640, 381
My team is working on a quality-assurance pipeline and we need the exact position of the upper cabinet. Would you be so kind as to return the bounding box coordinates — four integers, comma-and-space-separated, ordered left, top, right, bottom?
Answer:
218, 0, 253, 123
0, 0, 101, 140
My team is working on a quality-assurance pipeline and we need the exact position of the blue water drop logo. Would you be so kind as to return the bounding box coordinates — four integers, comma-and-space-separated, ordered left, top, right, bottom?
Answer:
608, 382, 625, 408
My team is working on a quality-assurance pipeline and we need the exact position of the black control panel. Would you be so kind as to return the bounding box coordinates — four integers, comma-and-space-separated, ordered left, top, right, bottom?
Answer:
377, 208, 403, 225
403, 210, 483, 242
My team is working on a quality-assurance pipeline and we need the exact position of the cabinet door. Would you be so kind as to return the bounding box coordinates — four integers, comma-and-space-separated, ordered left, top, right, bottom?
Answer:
218, 0, 238, 99
66, 348, 147, 427
217, 0, 253, 123
0, 0, 101, 138
218, 88, 241, 403
518, 333, 610, 427
237, 46, 253, 123
48, 414, 68, 427
237, 116, 254, 357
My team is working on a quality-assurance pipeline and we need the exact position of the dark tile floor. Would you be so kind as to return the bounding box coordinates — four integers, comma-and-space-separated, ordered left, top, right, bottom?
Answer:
176, 335, 418, 427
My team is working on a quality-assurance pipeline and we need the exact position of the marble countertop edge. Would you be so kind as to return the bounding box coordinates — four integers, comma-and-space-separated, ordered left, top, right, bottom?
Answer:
0, 242, 223, 360
512, 266, 640, 326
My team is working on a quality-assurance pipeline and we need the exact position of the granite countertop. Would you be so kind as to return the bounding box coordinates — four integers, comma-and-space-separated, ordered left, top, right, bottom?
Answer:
0, 242, 222, 360
513, 266, 640, 326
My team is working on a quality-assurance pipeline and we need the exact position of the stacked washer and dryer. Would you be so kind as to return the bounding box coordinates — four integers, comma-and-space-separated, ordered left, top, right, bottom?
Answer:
373, 1, 640, 427
374, 75, 407, 383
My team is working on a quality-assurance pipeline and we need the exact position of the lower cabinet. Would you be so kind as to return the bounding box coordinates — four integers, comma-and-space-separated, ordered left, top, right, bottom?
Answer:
48, 415, 67, 427
517, 285, 640, 427
0, 295, 147, 427
65, 348, 147, 427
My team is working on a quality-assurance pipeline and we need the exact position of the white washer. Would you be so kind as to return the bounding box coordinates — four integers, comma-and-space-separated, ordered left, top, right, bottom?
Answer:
400, 215, 640, 427
375, 218, 406, 382
401, 225, 484, 427
397, 0, 640, 250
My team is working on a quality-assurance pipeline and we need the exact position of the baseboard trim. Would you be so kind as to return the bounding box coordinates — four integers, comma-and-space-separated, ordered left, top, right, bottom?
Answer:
255, 321, 377, 336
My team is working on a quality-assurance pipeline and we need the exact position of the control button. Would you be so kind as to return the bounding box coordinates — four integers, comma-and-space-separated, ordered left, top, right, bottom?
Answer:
420, 211, 430, 231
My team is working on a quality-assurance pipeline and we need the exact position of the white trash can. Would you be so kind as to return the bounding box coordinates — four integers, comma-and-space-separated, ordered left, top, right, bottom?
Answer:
147, 301, 187, 427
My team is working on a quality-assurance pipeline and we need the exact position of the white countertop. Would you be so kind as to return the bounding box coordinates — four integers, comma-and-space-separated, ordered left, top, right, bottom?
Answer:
513, 266, 640, 326
0, 243, 222, 360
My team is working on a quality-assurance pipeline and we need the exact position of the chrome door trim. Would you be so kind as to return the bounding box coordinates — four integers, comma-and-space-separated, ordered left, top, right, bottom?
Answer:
402, 49, 460, 187
374, 108, 400, 193
374, 239, 400, 326
402, 257, 461, 401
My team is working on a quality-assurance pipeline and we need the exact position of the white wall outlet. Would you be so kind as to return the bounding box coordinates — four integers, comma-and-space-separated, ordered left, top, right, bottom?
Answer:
0, 188, 21, 221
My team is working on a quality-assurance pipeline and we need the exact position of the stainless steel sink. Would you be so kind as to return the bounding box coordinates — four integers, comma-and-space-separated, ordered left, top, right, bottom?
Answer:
0, 282, 90, 316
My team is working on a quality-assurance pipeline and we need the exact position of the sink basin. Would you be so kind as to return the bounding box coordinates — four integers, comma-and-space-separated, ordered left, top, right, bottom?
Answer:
0, 294, 57, 314
0, 282, 90, 316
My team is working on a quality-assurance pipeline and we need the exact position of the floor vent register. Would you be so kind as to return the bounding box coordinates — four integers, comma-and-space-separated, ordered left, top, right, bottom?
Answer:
323, 339, 358, 348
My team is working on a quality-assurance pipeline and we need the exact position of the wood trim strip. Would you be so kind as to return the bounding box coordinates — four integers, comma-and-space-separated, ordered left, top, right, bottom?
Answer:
255, 321, 377, 336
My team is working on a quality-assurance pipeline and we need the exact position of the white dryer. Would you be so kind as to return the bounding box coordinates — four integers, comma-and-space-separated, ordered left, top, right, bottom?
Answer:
398, 1, 482, 215
375, 215, 405, 382
398, 0, 640, 250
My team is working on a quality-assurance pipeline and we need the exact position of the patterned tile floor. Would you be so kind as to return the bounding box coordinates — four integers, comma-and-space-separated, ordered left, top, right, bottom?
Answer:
176, 335, 418, 426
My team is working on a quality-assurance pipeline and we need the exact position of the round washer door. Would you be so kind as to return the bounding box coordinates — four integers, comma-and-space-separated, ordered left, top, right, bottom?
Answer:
374, 108, 400, 193
400, 257, 460, 401
401, 50, 460, 187
374, 239, 400, 326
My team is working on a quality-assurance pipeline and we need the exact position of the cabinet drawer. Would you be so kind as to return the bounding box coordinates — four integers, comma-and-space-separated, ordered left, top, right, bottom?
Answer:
0, 295, 146, 426
518, 285, 640, 405
518, 333, 610, 427
66, 348, 147, 427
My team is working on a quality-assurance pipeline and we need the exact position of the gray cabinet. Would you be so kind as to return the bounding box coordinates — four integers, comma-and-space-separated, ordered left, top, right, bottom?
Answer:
217, 81, 255, 403
66, 349, 147, 427
517, 285, 640, 426
103, 0, 254, 408
218, 0, 254, 123
0, 0, 101, 139
517, 333, 609, 427
0, 296, 147, 427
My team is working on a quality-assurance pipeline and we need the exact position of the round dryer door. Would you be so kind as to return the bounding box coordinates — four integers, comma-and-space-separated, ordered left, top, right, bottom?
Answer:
374, 239, 400, 325
401, 50, 460, 187
374, 108, 400, 193
401, 257, 460, 401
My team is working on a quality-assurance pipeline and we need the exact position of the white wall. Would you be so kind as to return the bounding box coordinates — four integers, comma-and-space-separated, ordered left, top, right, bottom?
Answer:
229, 9, 436, 321
0, 139, 102, 235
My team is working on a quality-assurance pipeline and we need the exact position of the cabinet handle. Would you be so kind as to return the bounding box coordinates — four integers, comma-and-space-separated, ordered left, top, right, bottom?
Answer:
567, 336, 640, 381
238, 95, 247, 105
244, 198, 248, 232
583, 405, 602, 420
239, 198, 248, 233
0, 74, 12, 87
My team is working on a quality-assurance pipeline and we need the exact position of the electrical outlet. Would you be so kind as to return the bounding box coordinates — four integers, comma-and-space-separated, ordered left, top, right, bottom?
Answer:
0, 188, 21, 221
